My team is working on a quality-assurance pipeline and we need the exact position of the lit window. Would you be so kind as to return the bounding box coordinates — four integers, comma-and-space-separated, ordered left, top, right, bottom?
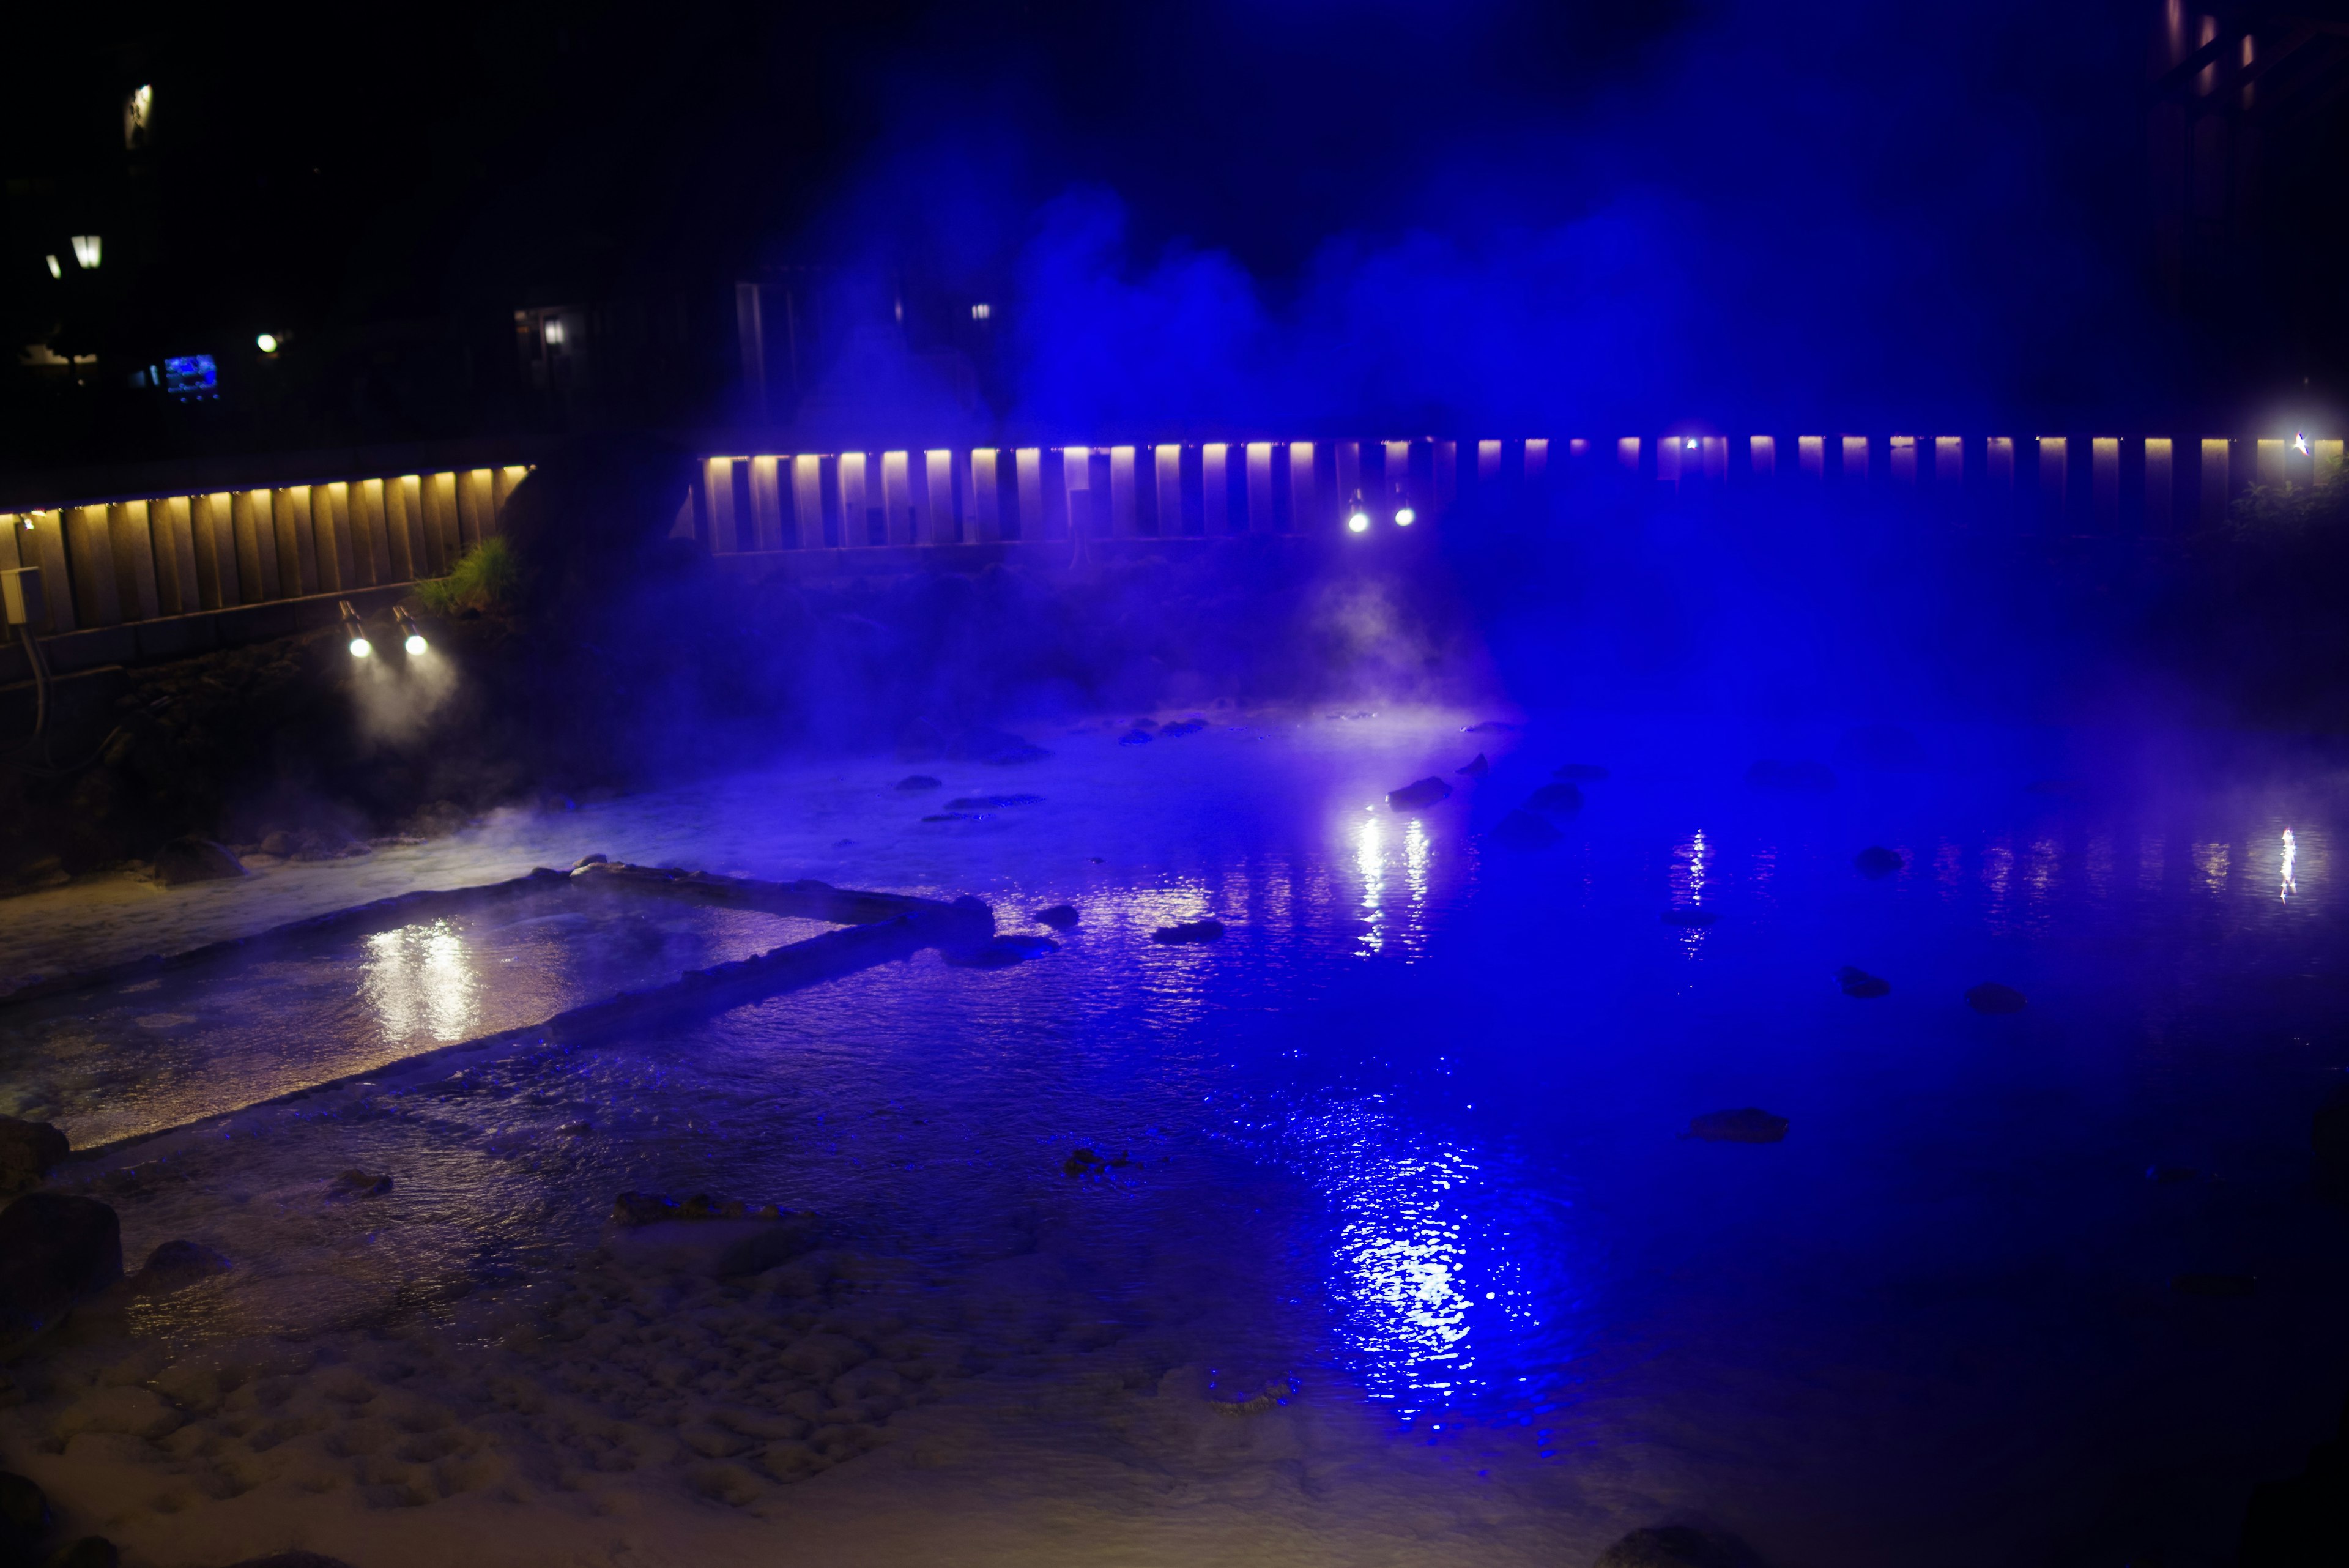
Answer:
543, 316, 565, 347
70, 236, 101, 270
971, 302, 991, 321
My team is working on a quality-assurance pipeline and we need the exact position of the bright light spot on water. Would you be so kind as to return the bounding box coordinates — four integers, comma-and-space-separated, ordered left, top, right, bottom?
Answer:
2282, 828, 2296, 902
363, 923, 478, 1042
1356, 815, 1384, 954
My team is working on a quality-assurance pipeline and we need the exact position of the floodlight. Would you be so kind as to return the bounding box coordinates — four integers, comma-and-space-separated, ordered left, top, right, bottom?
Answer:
256, 333, 278, 354
395, 608, 427, 655
1347, 511, 1370, 533
1393, 507, 1416, 526
339, 600, 370, 658
70, 236, 100, 269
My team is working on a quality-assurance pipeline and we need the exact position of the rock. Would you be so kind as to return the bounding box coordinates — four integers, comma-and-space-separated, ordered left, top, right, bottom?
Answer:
1685, 1108, 1788, 1143
1160, 718, 1207, 737
1118, 729, 1154, 746
1525, 781, 1583, 814
0, 1117, 69, 1194
1838, 723, 1928, 771
571, 852, 609, 868
946, 794, 1041, 809
1745, 759, 1837, 792
1853, 845, 1904, 879
2172, 1272, 2257, 1297
1661, 908, 1718, 928
259, 830, 294, 856
1387, 776, 1452, 810
1034, 905, 1079, 931
1152, 919, 1226, 945
1965, 983, 2028, 1014
1464, 720, 1521, 733
1488, 809, 1562, 849
894, 775, 942, 792
0, 1194, 123, 1356
150, 837, 246, 887
45, 1539, 119, 1568
944, 935, 1058, 968
1458, 752, 1490, 776
325, 1170, 392, 1200
1554, 762, 1610, 781
1836, 966, 1890, 998
1592, 1525, 1768, 1568
0, 1471, 49, 1558
128, 1239, 231, 1296
2317, 1085, 2349, 1203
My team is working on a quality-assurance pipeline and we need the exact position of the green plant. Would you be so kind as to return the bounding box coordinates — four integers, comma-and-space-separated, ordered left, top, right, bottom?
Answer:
414, 535, 522, 613
2228, 452, 2348, 541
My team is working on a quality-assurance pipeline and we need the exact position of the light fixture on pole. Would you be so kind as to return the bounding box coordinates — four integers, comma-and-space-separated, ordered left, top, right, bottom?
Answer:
339, 600, 371, 658
395, 609, 427, 655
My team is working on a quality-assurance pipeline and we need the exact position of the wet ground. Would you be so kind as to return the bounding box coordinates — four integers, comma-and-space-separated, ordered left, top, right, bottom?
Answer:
2, 708, 2346, 1567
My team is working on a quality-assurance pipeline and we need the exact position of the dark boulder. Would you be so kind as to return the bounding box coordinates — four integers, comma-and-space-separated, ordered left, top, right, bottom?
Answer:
1458, 753, 1490, 777
325, 1170, 392, 1200
1118, 729, 1154, 746
1836, 966, 1891, 999
129, 1239, 231, 1296
0, 1194, 123, 1356
1152, 919, 1226, 945
1593, 1525, 1768, 1568
1745, 759, 1836, 792
944, 934, 1059, 968
0, 1117, 68, 1195
1387, 777, 1452, 810
1525, 782, 1583, 814
1853, 846, 1904, 879
152, 837, 245, 888
894, 775, 943, 792
1488, 809, 1562, 849
1685, 1109, 1788, 1143
1034, 905, 1079, 931
1160, 718, 1207, 737
1965, 983, 2028, 1014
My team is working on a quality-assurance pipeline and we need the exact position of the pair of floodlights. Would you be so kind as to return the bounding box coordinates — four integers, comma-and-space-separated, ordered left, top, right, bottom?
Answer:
340, 601, 427, 659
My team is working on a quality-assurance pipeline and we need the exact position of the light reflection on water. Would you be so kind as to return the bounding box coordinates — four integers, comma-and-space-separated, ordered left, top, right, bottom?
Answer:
361, 921, 480, 1042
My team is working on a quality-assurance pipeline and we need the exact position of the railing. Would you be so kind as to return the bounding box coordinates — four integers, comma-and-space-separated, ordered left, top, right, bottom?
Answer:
683, 434, 2343, 555
2, 433, 2336, 678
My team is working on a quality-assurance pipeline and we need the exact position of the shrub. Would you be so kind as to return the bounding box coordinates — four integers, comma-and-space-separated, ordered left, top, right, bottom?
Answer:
414, 535, 523, 614
2228, 452, 2348, 541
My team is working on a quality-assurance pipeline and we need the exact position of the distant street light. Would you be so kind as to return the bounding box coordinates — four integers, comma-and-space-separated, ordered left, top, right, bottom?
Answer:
69, 236, 100, 269
256, 333, 278, 354
43, 256, 59, 280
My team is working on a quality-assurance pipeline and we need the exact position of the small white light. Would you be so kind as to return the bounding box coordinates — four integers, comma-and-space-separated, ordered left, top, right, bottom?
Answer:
542, 316, 564, 347
348, 637, 372, 658
1393, 507, 1416, 526
70, 236, 100, 269
404, 634, 427, 655
1686, 437, 1699, 450
1347, 511, 1370, 533
2295, 431, 2310, 455
44, 255, 60, 280
256, 333, 278, 354
971, 302, 991, 321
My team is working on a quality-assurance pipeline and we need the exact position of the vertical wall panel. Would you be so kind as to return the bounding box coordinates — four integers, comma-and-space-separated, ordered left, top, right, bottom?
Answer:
2036, 438, 2068, 530
1201, 445, 1230, 533
1841, 436, 1870, 480
272, 488, 317, 596
1286, 443, 1317, 532
2255, 439, 2288, 488
1750, 436, 1776, 478
1524, 439, 1549, 489
2092, 438, 2120, 530
1987, 439, 2015, 499
432, 472, 462, 565
2200, 438, 2231, 527
703, 459, 737, 552
2143, 439, 2173, 533
457, 469, 493, 548
1798, 436, 1824, 478
1155, 445, 1184, 535
748, 457, 784, 551
151, 498, 189, 614
1107, 446, 1137, 536
319, 483, 357, 592
1335, 441, 1362, 508
1245, 443, 1275, 532
1657, 440, 1683, 486
881, 451, 913, 544
791, 456, 823, 548
1700, 437, 1727, 483
66, 507, 119, 626
1935, 437, 1964, 483
925, 451, 957, 544
27, 512, 72, 631
192, 494, 231, 608
1016, 449, 1044, 540
971, 450, 1002, 543
1890, 436, 1917, 484
108, 502, 161, 622
837, 453, 870, 545
0, 518, 17, 576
